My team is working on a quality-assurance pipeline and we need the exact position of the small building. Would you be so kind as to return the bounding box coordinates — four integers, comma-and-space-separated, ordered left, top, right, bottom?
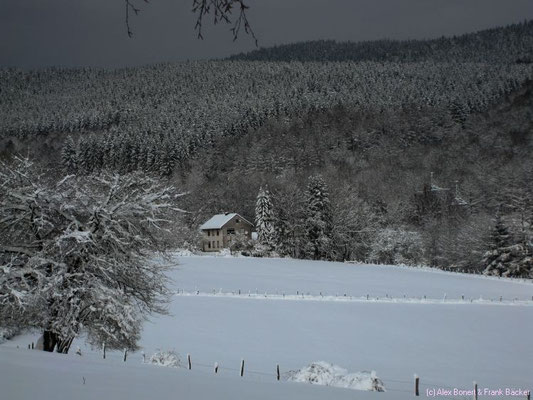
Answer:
199, 212, 254, 252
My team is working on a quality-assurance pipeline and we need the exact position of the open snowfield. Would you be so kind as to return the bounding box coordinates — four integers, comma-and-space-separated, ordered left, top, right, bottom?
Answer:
2, 255, 533, 399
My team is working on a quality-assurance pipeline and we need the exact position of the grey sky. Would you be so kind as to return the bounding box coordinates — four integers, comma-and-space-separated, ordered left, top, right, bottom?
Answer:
1, 0, 532, 68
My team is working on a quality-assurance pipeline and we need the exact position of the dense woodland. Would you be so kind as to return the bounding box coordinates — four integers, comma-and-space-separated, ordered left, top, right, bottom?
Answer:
0, 21, 532, 278
230, 20, 533, 63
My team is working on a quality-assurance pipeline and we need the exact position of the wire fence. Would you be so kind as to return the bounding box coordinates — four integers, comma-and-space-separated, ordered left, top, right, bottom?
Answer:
174, 288, 533, 306
18, 342, 531, 399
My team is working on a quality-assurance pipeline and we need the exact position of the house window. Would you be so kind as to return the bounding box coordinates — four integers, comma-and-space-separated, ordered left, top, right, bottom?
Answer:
217, 241, 220, 248
227, 228, 235, 235
217, 230, 220, 236
236, 219, 240, 223
208, 231, 211, 237
208, 242, 211, 249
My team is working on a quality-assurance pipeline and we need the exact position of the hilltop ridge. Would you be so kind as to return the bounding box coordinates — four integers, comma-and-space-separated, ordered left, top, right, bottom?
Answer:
229, 20, 533, 64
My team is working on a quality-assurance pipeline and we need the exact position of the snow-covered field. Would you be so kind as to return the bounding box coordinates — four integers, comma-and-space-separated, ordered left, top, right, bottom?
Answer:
2, 255, 532, 399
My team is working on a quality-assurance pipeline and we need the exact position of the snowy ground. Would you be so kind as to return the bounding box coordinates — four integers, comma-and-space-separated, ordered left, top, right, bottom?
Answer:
2, 255, 532, 399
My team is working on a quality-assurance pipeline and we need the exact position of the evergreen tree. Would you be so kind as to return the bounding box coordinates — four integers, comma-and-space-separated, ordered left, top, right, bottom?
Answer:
305, 175, 334, 260
488, 212, 513, 251
482, 211, 532, 278
255, 186, 276, 249
61, 136, 78, 174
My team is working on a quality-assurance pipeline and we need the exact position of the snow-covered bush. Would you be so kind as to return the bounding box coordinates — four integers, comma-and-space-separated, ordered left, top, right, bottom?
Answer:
147, 350, 181, 368
285, 362, 385, 392
229, 233, 254, 254
0, 327, 19, 344
369, 228, 424, 266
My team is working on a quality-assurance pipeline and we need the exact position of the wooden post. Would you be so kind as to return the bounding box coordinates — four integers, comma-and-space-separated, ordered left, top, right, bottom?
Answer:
240, 359, 245, 377
276, 364, 280, 381
214, 362, 219, 374
31, 342, 34, 349
102, 342, 106, 359
142, 352, 146, 363
187, 354, 192, 370
28, 344, 30, 349
414, 374, 419, 396
526, 390, 530, 400
473, 381, 478, 400
123, 348, 128, 362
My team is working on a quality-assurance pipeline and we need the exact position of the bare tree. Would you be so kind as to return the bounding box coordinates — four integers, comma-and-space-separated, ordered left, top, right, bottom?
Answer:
124, 0, 256, 43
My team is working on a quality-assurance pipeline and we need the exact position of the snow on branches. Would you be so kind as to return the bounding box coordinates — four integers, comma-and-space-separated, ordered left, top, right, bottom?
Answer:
0, 157, 183, 353
255, 186, 276, 249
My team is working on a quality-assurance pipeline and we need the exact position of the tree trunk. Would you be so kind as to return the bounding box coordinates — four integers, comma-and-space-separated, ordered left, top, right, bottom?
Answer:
42, 330, 58, 352
42, 331, 74, 354
56, 337, 74, 354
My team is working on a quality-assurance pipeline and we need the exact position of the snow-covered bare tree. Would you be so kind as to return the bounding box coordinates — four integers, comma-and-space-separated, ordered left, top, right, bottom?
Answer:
255, 186, 276, 249
0, 157, 183, 353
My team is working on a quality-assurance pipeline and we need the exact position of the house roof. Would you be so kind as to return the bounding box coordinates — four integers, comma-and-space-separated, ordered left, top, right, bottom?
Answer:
199, 213, 253, 230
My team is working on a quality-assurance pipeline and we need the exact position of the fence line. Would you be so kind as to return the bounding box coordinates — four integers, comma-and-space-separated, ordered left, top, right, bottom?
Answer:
21, 343, 529, 399
173, 289, 533, 306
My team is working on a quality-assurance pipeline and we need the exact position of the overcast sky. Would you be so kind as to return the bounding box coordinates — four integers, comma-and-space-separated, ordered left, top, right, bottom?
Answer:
2, 0, 532, 68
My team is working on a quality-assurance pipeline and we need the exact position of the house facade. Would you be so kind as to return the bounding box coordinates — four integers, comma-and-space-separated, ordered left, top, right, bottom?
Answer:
199, 213, 254, 252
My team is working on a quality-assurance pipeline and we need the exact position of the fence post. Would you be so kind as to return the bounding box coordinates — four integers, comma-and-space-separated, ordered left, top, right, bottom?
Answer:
240, 359, 245, 377
102, 342, 106, 359
474, 381, 478, 400
31, 342, 34, 350
142, 351, 146, 363
414, 374, 419, 396
123, 348, 128, 362
214, 362, 219, 374
526, 390, 530, 400
277, 364, 280, 381
187, 354, 192, 370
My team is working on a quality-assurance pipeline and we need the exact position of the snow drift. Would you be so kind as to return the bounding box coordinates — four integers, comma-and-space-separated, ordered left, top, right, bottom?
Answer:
285, 362, 385, 392
148, 350, 181, 368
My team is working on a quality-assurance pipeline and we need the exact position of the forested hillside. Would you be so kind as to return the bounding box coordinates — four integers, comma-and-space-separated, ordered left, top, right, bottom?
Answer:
0, 62, 531, 174
180, 79, 533, 273
230, 20, 533, 63
0, 21, 531, 276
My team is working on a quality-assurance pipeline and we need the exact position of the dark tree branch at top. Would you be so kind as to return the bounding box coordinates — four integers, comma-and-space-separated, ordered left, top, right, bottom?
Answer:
124, 0, 257, 45
124, 0, 148, 38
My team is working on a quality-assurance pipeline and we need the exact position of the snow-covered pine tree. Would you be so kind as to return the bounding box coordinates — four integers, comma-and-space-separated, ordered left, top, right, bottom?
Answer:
60, 136, 78, 173
482, 211, 532, 278
255, 186, 276, 249
0, 157, 181, 353
305, 175, 334, 260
